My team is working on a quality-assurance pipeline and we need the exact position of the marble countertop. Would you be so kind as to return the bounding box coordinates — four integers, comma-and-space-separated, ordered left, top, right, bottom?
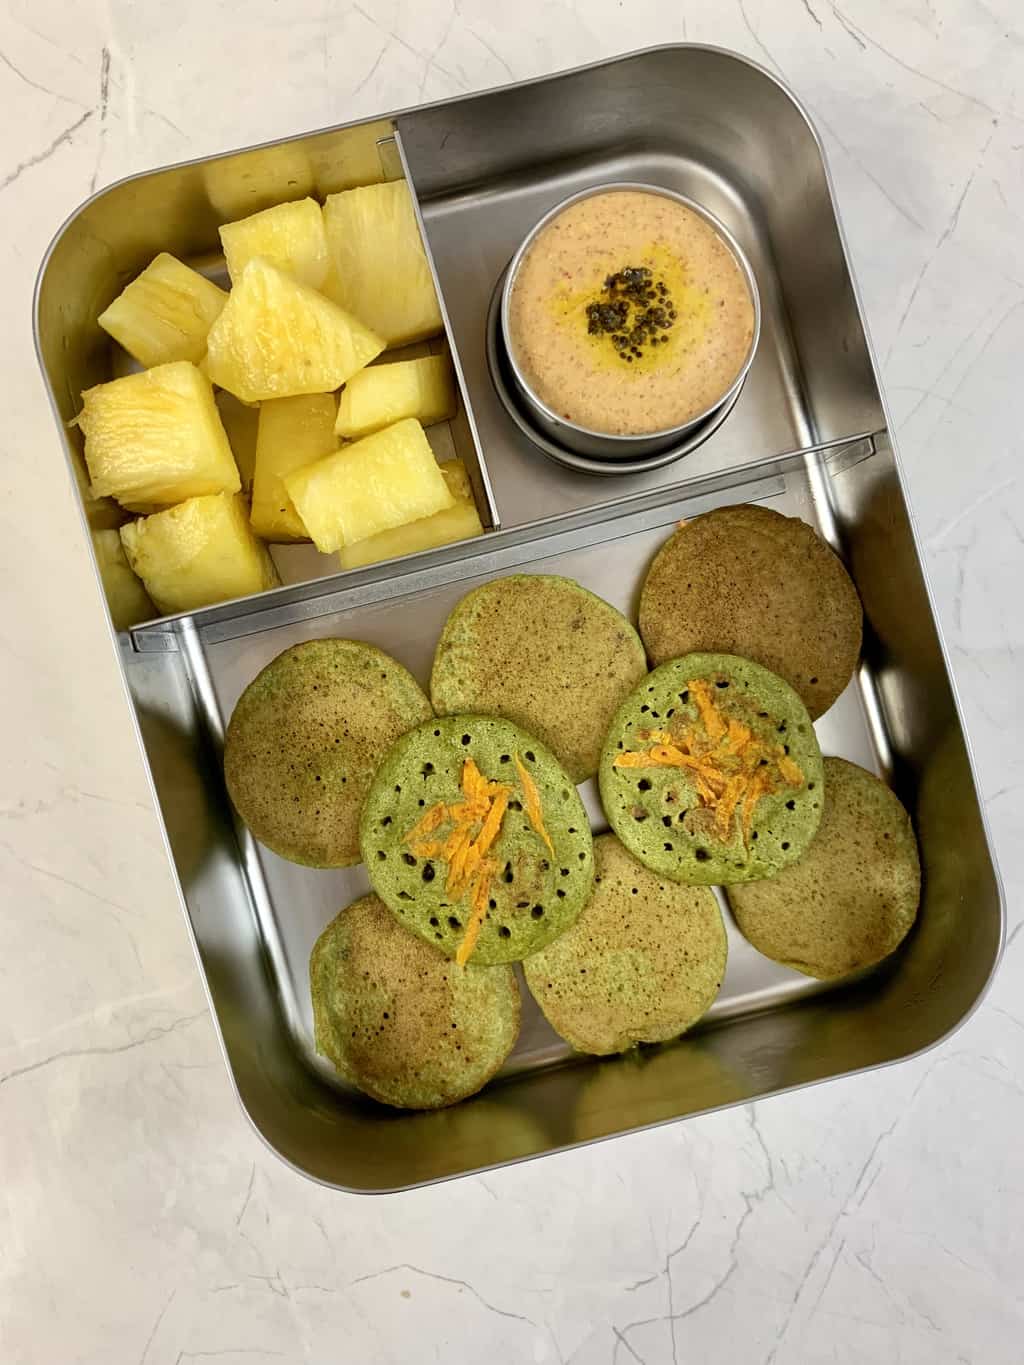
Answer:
2, 2, 1022, 1362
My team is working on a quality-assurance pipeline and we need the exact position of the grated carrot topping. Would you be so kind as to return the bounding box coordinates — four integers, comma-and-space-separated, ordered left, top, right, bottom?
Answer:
778, 754, 805, 787
741, 769, 771, 842
727, 719, 751, 753
456, 859, 496, 967
714, 774, 748, 840
472, 788, 509, 860
514, 754, 554, 855
454, 789, 509, 895
688, 678, 728, 743
650, 744, 700, 769
447, 798, 489, 825
442, 820, 471, 862
700, 767, 727, 799
612, 674, 806, 848
404, 802, 448, 845
446, 825, 476, 894
613, 750, 660, 769
460, 757, 488, 802
614, 745, 704, 771
410, 839, 442, 858
401, 756, 552, 965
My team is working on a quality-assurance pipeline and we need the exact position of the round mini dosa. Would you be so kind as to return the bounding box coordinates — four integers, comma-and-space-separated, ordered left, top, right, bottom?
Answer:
361, 714, 594, 965
310, 893, 520, 1110
727, 756, 920, 978
430, 574, 648, 782
599, 652, 824, 884
224, 638, 432, 867
638, 504, 862, 719
523, 834, 727, 1054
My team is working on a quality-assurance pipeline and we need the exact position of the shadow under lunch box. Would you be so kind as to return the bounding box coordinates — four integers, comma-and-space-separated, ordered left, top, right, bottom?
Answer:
34, 45, 1004, 1192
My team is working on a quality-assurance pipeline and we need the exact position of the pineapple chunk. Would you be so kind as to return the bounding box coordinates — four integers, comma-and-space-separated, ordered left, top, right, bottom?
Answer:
120, 493, 280, 615
220, 198, 328, 289
251, 393, 338, 542
284, 418, 453, 553
92, 529, 155, 630
79, 361, 240, 509
98, 253, 227, 368
215, 390, 260, 492
335, 354, 456, 439
322, 181, 443, 347
338, 460, 483, 569
72, 446, 122, 531
204, 355, 258, 409
205, 259, 383, 403
202, 144, 314, 219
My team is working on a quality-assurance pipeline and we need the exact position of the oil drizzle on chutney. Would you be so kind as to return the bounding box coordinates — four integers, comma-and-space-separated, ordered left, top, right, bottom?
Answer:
584, 266, 676, 363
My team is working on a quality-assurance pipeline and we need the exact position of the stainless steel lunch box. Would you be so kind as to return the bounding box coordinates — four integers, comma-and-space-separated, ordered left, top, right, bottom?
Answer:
34, 45, 1003, 1192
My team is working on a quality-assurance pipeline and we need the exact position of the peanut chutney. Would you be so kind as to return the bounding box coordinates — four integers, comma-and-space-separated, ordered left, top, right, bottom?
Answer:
508, 190, 756, 436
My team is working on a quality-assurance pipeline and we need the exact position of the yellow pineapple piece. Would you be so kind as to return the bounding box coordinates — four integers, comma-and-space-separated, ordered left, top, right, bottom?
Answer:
251, 393, 337, 542
322, 181, 443, 347
78, 361, 240, 509
202, 144, 314, 219
71, 445, 122, 531
205, 259, 383, 403
220, 198, 328, 289
204, 353, 257, 409
335, 353, 456, 439
98, 253, 227, 368
120, 493, 279, 615
338, 460, 483, 569
92, 529, 155, 630
215, 390, 260, 492
284, 418, 453, 553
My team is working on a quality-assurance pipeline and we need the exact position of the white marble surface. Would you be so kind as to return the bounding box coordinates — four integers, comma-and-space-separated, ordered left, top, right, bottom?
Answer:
2, 2, 1023, 1362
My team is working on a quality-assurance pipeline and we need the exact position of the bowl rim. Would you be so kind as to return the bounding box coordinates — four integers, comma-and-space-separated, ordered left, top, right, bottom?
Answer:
486, 262, 746, 476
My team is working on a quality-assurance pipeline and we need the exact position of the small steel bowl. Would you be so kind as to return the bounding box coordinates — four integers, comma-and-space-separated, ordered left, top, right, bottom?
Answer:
499, 181, 761, 460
